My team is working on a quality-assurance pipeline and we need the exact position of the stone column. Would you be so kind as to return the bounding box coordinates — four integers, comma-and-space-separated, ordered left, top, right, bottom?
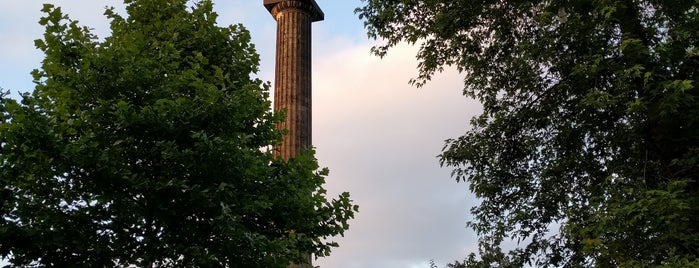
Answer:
263, 1, 324, 268
264, 0, 323, 161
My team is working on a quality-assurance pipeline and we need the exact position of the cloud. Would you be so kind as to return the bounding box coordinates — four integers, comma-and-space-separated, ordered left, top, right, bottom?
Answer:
0, 1, 45, 93
310, 38, 483, 267
0, 0, 126, 94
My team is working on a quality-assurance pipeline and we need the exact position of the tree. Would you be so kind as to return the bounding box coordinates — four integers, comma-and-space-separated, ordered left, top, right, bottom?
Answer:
357, 0, 698, 266
0, 0, 356, 267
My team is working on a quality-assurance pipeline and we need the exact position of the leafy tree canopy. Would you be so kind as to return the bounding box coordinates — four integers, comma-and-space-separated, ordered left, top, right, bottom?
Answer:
0, 0, 356, 267
358, 0, 698, 267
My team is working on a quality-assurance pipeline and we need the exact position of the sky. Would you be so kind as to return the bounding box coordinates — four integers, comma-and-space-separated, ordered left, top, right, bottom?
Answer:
0, 1, 484, 267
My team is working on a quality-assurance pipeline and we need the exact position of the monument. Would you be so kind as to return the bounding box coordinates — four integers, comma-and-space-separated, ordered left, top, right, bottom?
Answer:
263, 1, 324, 267
264, 0, 324, 160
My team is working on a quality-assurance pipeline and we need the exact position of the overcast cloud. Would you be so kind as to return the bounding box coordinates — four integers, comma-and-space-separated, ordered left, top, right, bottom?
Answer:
0, 1, 483, 267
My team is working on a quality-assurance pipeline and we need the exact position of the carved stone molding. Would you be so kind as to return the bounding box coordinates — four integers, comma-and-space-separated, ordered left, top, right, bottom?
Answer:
264, 0, 324, 22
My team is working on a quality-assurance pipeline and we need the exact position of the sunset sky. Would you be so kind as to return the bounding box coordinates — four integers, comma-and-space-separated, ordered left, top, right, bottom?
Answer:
0, 1, 483, 267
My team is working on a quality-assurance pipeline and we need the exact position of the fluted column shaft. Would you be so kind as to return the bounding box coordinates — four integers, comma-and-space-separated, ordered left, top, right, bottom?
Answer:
272, 3, 313, 160
264, 1, 323, 268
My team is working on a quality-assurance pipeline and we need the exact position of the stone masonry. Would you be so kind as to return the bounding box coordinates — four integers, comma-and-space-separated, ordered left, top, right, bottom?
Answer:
263, 1, 324, 268
264, 0, 323, 161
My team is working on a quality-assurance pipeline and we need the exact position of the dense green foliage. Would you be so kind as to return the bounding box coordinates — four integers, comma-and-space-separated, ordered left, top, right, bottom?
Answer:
0, 0, 356, 267
358, 0, 698, 266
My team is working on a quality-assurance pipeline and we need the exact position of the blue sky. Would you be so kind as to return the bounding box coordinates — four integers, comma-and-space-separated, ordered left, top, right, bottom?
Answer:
0, 1, 483, 267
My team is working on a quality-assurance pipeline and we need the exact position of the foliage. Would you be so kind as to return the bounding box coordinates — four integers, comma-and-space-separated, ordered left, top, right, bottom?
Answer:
0, 0, 356, 267
358, 0, 698, 266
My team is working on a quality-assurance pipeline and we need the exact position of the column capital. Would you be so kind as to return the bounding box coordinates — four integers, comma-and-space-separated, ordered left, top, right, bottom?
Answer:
263, 0, 324, 22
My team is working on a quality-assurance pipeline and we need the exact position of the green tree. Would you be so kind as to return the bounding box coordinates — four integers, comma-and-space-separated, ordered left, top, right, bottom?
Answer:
0, 0, 356, 267
357, 0, 698, 267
